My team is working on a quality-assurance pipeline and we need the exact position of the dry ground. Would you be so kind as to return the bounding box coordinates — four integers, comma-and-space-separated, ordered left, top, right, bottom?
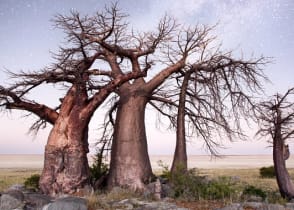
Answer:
1, 168, 294, 210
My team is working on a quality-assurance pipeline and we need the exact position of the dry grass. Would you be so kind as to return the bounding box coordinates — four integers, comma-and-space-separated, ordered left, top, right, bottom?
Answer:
198, 168, 294, 192
87, 188, 145, 210
0, 168, 41, 192
1, 167, 292, 193
199, 168, 277, 192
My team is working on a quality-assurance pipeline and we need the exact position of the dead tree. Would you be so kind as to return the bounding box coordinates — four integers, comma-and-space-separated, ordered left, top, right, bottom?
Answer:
0, 4, 156, 195
257, 87, 294, 199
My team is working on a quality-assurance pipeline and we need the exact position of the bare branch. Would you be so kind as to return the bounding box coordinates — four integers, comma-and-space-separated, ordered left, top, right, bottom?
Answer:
257, 87, 294, 143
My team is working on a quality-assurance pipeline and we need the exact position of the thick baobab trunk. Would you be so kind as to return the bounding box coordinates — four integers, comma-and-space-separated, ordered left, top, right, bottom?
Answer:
108, 91, 153, 190
39, 113, 90, 195
273, 110, 294, 199
107, 60, 186, 190
171, 72, 191, 174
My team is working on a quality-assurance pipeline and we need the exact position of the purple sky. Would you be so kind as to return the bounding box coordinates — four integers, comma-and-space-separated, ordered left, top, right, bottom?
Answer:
0, 0, 293, 155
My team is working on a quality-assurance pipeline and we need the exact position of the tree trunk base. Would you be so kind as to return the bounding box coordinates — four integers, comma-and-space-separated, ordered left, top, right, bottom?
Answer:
39, 145, 90, 195
107, 158, 154, 191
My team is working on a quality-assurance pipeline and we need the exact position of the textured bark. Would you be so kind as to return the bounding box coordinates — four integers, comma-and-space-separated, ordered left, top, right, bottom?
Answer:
171, 72, 191, 174
107, 58, 186, 190
39, 86, 91, 195
37, 67, 147, 195
39, 117, 90, 195
108, 82, 153, 190
273, 110, 294, 199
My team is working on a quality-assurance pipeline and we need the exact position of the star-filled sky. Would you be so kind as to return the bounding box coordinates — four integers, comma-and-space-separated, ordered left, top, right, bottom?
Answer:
0, 0, 293, 155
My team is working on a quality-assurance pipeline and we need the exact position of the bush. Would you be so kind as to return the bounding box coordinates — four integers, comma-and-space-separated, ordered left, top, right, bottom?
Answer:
173, 171, 238, 200
24, 174, 40, 191
260, 166, 275, 178
242, 185, 267, 200
158, 162, 238, 201
89, 150, 109, 185
204, 177, 237, 200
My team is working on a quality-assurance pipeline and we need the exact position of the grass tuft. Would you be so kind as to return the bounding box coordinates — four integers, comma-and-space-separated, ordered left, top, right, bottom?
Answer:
87, 187, 144, 210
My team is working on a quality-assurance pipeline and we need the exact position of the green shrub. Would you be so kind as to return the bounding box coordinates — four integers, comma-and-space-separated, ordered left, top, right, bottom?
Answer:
260, 166, 275, 178
157, 162, 238, 201
242, 185, 267, 200
90, 161, 108, 182
89, 150, 109, 185
157, 160, 171, 180
24, 174, 40, 191
173, 172, 237, 200
204, 177, 237, 200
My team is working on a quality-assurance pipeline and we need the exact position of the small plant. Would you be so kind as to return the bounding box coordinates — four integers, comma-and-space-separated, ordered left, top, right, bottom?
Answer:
204, 177, 237, 200
157, 160, 171, 180
90, 159, 109, 182
89, 152, 109, 185
260, 166, 275, 178
24, 174, 40, 191
157, 162, 238, 201
242, 185, 267, 201
87, 187, 143, 210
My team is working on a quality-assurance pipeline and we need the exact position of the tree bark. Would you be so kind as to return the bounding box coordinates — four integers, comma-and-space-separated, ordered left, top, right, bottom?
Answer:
39, 114, 90, 195
171, 72, 191, 174
273, 110, 294, 199
107, 83, 153, 190
107, 59, 186, 190
39, 86, 91, 195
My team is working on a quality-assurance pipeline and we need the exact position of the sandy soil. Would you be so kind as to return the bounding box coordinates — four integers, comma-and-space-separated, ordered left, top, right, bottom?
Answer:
1, 154, 294, 169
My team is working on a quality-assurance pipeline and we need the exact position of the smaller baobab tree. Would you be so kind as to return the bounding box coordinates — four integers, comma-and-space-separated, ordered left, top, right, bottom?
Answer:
150, 39, 268, 175
169, 53, 268, 174
257, 87, 294, 199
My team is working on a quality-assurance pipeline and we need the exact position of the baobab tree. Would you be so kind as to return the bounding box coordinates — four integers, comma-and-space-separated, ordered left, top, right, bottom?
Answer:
92, 19, 267, 189
105, 25, 217, 190
0, 4, 166, 195
257, 87, 294, 199
169, 51, 267, 174
82, 10, 188, 190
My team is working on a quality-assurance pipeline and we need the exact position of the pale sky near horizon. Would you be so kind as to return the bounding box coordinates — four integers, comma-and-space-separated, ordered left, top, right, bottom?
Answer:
0, 0, 293, 155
